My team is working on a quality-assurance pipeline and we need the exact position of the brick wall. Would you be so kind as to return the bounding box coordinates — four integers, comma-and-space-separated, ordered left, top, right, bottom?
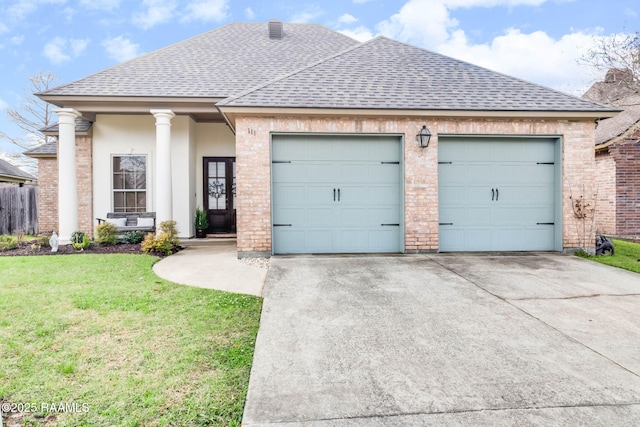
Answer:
610, 130, 640, 237
235, 115, 596, 254
33, 134, 93, 236
595, 149, 616, 234
36, 157, 58, 233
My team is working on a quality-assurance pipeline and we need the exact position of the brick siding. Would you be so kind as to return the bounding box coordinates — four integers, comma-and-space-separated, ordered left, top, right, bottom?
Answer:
595, 149, 616, 234
610, 129, 640, 237
36, 157, 58, 233
235, 115, 596, 254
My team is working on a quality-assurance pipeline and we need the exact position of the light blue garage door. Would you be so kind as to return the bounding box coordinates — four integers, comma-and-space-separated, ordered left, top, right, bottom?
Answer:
272, 135, 403, 254
438, 137, 559, 252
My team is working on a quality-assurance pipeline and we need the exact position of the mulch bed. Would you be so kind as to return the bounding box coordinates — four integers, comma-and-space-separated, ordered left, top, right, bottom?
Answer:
0, 241, 181, 257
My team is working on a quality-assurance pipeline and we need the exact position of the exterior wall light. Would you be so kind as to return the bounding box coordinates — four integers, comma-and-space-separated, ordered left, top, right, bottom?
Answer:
417, 125, 431, 148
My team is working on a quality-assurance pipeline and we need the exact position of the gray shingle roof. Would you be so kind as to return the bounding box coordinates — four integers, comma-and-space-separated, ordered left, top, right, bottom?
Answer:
595, 105, 640, 145
40, 22, 359, 98
0, 158, 34, 180
40, 117, 93, 134
220, 36, 617, 112
24, 141, 57, 157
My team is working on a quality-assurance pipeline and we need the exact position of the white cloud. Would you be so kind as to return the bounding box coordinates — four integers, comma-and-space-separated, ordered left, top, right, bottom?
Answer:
181, 0, 228, 23
353, 0, 373, 3
0, 22, 9, 33
339, 26, 375, 42
338, 13, 358, 24
43, 36, 89, 64
291, 6, 324, 23
102, 36, 141, 62
132, 0, 177, 30
10, 35, 24, 45
62, 6, 75, 20
245, 7, 255, 20
80, 0, 121, 10
7, 0, 67, 21
0, 97, 8, 110
624, 8, 637, 17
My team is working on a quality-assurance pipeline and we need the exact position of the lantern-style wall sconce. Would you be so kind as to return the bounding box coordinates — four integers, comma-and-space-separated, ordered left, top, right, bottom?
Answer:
416, 125, 431, 148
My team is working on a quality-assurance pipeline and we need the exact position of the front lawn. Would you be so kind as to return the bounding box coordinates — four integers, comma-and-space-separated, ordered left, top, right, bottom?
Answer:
0, 254, 262, 426
577, 239, 640, 274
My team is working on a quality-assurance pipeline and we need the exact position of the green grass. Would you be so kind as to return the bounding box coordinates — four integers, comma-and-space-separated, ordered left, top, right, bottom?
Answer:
577, 239, 640, 273
0, 254, 262, 426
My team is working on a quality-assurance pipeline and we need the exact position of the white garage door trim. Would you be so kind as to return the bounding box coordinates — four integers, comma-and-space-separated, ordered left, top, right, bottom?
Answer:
437, 135, 563, 252
270, 133, 405, 255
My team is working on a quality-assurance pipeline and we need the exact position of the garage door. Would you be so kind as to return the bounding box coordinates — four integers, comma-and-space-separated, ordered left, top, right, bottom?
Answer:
438, 137, 559, 251
272, 135, 403, 254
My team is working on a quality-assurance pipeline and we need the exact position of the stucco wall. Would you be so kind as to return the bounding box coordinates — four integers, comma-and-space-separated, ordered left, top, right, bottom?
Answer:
234, 115, 597, 254
595, 149, 616, 235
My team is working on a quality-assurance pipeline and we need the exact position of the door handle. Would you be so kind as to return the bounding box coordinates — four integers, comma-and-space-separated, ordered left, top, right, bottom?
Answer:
496, 188, 499, 201
333, 188, 336, 201
492, 188, 495, 201
338, 188, 341, 201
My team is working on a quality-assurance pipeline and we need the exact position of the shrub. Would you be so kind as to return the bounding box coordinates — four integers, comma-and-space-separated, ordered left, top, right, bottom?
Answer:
123, 230, 147, 244
71, 231, 91, 251
141, 221, 180, 255
0, 235, 18, 252
95, 222, 119, 245
36, 233, 51, 248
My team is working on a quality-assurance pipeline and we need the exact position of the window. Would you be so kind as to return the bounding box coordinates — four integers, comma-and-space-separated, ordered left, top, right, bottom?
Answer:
113, 155, 147, 212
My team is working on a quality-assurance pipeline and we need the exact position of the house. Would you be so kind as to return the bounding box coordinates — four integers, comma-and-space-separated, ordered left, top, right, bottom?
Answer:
583, 72, 640, 238
33, 20, 616, 255
0, 157, 35, 187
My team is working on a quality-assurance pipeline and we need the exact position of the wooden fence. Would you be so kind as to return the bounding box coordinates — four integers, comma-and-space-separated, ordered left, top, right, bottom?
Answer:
0, 186, 38, 235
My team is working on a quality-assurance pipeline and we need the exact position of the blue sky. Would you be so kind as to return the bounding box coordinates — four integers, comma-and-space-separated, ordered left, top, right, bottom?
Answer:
0, 0, 639, 158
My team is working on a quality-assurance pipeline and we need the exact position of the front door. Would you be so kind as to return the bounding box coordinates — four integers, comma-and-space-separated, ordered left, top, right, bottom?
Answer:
204, 157, 236, 234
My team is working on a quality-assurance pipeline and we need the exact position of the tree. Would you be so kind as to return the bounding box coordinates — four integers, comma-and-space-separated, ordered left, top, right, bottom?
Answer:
0, 71, 60, 175
581, 31, 640, 95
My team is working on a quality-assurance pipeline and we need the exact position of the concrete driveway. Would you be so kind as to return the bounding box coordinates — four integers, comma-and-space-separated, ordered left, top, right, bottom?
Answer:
243, 253, 640, 426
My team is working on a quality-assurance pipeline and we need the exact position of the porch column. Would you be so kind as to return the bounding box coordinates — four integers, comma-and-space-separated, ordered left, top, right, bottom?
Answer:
151, 109, 175, 229
55, 108, 81, 244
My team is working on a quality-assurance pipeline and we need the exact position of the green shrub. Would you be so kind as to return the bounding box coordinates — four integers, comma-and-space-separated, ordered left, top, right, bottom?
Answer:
0, 235, 18, 252
123, 230, 147, 244
71, 231, 91, 250
141, 221, 180, 255
36, 233, 51, 248
95, 222, 119, 245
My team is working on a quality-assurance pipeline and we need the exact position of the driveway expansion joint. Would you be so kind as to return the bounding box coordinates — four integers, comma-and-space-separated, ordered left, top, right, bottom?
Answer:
508, 293, 640, 301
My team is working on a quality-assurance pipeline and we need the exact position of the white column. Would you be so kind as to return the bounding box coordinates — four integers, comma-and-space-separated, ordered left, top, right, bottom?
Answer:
151, 109, 175, 229
55, 108, 81, 244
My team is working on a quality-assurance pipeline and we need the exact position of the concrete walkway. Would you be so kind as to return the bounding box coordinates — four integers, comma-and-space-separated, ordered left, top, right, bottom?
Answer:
152, 240, 267, 296
243, 253, 640, 426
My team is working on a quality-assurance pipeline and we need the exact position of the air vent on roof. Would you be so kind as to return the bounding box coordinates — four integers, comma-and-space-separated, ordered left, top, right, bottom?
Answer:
269, 20, 283, 39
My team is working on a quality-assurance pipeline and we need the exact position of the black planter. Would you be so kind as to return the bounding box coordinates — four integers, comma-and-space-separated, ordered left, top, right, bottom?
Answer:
195, 229, 207, 238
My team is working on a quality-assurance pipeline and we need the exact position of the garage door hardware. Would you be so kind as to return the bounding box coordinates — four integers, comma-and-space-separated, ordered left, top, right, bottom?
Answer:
381, 161, 400, 164
381, 223, 400, 226
438, 161, 453, 164
492, 188, 499, 201
272, 160, 292, 164
333, 188, 341, 201
439, 223, 453, 225
536, 222, 555, 225
273, 224, 292, 227
536, 162, 555, 165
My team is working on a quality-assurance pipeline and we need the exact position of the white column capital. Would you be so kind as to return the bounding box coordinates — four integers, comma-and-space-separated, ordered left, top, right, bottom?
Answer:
54, 108, 81, 124
150, 109, 175, 125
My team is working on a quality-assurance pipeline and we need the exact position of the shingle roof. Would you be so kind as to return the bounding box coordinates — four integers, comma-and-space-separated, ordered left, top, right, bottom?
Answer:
24, 141, 57, 157
220, 36, 617, 113
40, 117, 93, 134
595, 105, 640, 145
40, 22, 359, 98
0, 158, 34, 181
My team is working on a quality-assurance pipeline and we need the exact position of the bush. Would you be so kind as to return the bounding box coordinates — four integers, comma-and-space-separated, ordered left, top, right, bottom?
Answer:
71, 231, 91, 251
141, 221, 179, 255
95, 222, 119, 245
36, 233, 51, 248
0, 235, 18, 252
123, 230, 147, 244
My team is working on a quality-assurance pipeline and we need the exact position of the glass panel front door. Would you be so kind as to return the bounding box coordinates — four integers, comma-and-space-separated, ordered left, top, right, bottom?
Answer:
204, 157, 236, 233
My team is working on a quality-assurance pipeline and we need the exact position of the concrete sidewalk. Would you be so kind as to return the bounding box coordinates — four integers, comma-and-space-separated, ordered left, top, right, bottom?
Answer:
152, 240, 267, 296
243, 253, 640, 426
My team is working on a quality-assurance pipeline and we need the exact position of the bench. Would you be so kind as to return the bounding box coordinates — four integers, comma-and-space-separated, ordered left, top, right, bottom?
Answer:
96, 212, 156, 233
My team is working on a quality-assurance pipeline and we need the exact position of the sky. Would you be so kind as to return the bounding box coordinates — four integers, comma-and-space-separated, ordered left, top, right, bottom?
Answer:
0, 0, 639, 161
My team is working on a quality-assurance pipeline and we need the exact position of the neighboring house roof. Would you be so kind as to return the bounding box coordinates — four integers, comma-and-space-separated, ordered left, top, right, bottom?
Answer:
219, 36, 617, 113
40, 117, 93, 135
595, 105, 640, 147
0, 158, 35, 182
39, 22, 359, 99
24, 141, 57, 158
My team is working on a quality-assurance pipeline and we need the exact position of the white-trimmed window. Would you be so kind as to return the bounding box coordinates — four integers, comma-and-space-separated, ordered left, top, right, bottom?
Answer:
112, 155, 147, 212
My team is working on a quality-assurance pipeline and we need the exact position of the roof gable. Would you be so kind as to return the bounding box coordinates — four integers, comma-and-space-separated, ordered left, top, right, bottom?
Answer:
40, 22, 359, 99
219, 36, 617, 113
0, 158, 34, 181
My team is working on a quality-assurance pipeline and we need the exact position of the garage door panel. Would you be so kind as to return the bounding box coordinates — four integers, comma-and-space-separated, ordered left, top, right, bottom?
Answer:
272, 135, 402, 254
438, 138, 557, 252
